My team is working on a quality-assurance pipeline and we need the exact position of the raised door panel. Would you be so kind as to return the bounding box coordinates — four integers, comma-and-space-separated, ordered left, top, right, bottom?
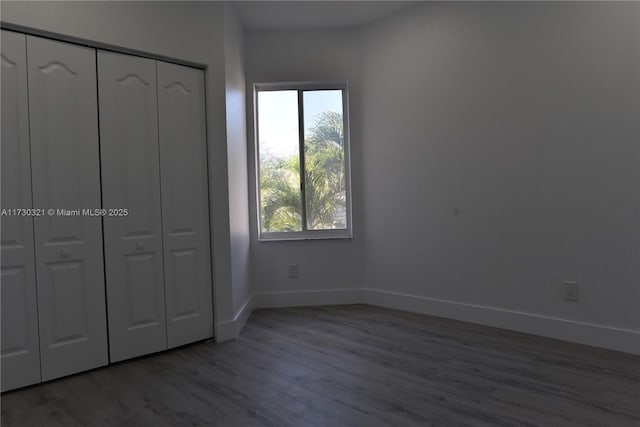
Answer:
27, 36, 108, 381
0, 30, 41, 391
157, 61, 213, 347
97, 51, 167, 362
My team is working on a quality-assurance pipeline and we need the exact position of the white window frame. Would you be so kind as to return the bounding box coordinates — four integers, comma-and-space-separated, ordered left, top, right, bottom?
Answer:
254, 81, 353, 241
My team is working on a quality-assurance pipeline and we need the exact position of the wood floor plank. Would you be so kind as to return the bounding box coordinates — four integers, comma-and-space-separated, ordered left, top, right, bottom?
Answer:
1, 304, 638, 426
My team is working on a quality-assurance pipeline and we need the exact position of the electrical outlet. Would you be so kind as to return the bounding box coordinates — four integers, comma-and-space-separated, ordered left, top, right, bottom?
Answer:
288, 264, 299, 278
564, 282, 578, 301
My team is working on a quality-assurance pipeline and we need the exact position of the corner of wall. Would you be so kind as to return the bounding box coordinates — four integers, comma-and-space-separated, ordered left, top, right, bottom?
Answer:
222, 1, 252, 324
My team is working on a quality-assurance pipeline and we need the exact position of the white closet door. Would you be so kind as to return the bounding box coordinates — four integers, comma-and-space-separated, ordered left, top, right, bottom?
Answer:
157, 61, 213, 347
97, 51, 168, 362
27, 36, 108, 381
1, 30, 41, 392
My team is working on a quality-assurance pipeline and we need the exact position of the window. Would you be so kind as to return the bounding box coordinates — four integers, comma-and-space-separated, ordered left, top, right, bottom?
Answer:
254, 82, 352, 240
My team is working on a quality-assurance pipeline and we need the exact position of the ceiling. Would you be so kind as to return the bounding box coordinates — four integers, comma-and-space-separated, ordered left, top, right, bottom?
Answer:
232, 1, 416, 30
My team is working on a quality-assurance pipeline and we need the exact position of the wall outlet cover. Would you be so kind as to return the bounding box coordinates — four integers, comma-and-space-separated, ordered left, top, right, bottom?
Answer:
564, 282, 578, 302
288, 264, 299, 278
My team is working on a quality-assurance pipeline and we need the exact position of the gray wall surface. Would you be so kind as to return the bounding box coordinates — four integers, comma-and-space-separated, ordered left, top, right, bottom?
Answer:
360, 1, 640, 330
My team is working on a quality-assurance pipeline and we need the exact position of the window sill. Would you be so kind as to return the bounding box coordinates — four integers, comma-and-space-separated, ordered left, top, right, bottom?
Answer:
258, 231, 353, 242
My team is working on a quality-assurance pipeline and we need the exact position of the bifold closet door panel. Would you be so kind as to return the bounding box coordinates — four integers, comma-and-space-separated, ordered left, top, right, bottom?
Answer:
27, 35, 108, 381
0, 30, 41, 392
97, 51, 168, 362
157, 61, 213, 347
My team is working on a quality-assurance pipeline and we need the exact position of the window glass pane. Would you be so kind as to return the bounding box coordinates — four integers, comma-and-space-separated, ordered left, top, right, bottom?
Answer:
257, 90, 302, 232
303, 90, 347, 230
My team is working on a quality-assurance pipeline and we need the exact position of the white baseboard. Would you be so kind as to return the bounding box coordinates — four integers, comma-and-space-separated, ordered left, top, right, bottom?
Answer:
218, 287, 640, 355
252, 288, 365, 308
234, 294, 254, 335
364, 288, 640, 355
214, 319, 236, 342
215, 294, 254, 342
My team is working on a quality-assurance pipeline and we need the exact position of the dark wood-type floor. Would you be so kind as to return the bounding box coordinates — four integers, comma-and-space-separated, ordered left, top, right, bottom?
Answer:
1, 304, 639, 426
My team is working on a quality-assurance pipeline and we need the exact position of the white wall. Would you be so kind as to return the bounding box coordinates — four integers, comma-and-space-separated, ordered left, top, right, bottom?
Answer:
360, 2, 639, 334
0, 0, 238, 338
223, 4, 252, 320
245, 29, 366, 299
